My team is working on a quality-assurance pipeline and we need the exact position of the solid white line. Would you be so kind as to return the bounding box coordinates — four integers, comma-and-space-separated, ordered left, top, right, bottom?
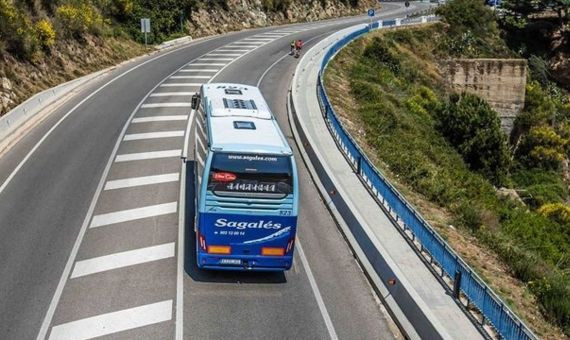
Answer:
257, 30, 331, 88
297, 242, 339, 340
131, 115, 187, 123
176, 108, 195, 340
48, 300, 173, 340
90, 202, 178, 228
170, 75, 211, 79
124, 130, 184, 140
141, 102, 192, 108
187, 63, 225, 66
160, 83, 202, 87
33, 32, 226, 340
33, 38, 210, 339
178, 69, 218, 73
149, 92, 194, 97
71, 243, 175, 278
114, 149, 181, 162
105, 173, 180, 190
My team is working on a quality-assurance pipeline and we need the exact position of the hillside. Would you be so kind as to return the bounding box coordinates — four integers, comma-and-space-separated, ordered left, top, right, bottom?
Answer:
0, 0, 373, 116
324, 1, 569, 338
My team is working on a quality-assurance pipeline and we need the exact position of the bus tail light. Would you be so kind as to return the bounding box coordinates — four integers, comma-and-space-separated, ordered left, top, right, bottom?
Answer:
198, 232, 207, 251
207, 245, 232, 254
286, 238, 295, 253
261, 247, 285, 256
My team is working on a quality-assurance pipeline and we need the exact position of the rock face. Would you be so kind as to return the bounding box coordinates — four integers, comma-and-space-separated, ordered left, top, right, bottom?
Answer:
444, 59, 528, 134
187, 0, 374, 37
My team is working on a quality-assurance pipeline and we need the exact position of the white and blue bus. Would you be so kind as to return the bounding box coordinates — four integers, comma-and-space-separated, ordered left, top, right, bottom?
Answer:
191, 83, 299, 271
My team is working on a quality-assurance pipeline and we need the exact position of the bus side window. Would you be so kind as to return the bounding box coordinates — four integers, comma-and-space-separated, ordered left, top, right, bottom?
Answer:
194, 109, 208, 199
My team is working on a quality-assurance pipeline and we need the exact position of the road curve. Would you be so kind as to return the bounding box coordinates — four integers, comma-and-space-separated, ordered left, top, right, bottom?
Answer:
0, 2, 430, 339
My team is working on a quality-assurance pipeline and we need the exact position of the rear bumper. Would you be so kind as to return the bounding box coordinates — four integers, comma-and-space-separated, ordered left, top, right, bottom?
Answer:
197, 252, 293, 271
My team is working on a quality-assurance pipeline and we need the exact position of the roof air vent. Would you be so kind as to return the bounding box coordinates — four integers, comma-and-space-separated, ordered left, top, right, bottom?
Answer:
233, 121, 256, 130
223, 98, 257, 110
224, 88, 243, 95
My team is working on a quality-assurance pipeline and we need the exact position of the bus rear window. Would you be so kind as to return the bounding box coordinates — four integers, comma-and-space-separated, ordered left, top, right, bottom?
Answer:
207, 153, 293, 199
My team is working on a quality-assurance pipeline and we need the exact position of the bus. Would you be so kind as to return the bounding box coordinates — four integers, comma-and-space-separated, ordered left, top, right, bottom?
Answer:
191, 83, 299, 271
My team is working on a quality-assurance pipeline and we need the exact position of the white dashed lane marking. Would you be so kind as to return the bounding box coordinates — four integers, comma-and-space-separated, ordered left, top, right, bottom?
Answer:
90, 202, 178, 228
170, 75, 211, 80
215, 49, 249, 53
123, 130, 185, 140
207, 53, 241, 57
132, 115, 188, 123
105, 173, 180, 190
114, 150, 181, 163
159, 83, 202, 88
71, 243, 176, 278
179, 69, 219, 72
149, 92, 194, 97
48, 300, 173, 340
187, 63, 226, 66
140, 102, 193, 108
197, 58, 233, 61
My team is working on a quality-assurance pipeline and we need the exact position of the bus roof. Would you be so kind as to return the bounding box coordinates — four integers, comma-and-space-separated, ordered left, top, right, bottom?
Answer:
202, 83, 292, 155
201, 83, 272, 119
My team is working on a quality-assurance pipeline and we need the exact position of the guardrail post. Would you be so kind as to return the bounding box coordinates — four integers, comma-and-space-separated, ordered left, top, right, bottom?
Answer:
453, 270, 462, 299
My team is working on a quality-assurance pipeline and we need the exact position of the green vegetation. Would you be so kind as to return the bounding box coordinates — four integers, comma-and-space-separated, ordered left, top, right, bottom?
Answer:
325, 0, 570, 336
0, 0, 364, 61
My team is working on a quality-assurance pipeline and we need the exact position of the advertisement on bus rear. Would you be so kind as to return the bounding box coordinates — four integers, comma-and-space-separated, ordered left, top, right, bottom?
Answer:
200, 213, 296, 247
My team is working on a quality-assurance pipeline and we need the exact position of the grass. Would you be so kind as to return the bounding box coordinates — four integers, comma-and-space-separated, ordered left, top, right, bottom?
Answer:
324, 23, 569, 338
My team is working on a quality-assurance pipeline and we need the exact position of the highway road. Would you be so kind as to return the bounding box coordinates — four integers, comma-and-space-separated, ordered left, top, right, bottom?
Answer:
0, 2, 430, 339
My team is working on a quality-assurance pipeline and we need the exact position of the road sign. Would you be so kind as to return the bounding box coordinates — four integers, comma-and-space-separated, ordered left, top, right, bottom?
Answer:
367, 8, 375, 16
140, 18, 151, 46
140, 18, 151, 33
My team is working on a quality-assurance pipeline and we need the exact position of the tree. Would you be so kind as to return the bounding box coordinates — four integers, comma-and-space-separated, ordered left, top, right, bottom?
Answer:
435, 0, 498, 39
435, 93, 511, 185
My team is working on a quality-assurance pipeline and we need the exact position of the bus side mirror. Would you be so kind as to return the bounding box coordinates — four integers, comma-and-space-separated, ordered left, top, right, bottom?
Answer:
191, 94, 200, 110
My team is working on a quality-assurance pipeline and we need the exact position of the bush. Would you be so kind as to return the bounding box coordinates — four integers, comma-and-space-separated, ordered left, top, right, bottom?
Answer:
435, 0, 498, 39
517, 125, 568, 170
35, 19, 56, 50
435, 93, 510, 185
531, 272, 570, 335
538, 203, 570, 225
363, 37, 400, 73
55, 3, 105, 39
0, 0, 39, 59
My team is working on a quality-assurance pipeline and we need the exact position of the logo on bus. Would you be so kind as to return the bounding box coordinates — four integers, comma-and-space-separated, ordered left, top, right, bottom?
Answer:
214, 218, 283, 230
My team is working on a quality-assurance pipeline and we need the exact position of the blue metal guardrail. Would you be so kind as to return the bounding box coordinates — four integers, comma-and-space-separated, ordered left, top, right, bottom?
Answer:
316, 20, 536, 340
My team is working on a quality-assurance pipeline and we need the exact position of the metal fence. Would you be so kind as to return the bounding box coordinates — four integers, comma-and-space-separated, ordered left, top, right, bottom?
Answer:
316, 19, 537, 340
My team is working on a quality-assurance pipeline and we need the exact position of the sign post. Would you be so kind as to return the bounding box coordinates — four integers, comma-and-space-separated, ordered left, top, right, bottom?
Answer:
140, 18, 151, 46
367, 8, 375, 28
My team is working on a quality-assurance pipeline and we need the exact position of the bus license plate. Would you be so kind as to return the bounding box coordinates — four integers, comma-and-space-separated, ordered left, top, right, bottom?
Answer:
219, 259, 241, 265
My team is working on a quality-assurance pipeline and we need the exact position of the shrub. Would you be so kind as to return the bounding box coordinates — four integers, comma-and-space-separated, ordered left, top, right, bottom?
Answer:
435, 0, 498, 39
538, 203, 570, 225
435, 93, 510, 185
517, 125, 568, 170
0, 0, 39, 59
363, 37, 400, 73
55, 3, 105, 39
35, 19, 56, 50
531, 272, 570, 334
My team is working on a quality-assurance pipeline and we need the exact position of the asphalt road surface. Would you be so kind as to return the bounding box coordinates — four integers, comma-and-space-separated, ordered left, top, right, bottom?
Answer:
0, 2, 430, 339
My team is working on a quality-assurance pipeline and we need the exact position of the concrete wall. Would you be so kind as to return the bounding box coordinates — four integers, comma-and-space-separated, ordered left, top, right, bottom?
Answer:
444, 59, 527, 133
